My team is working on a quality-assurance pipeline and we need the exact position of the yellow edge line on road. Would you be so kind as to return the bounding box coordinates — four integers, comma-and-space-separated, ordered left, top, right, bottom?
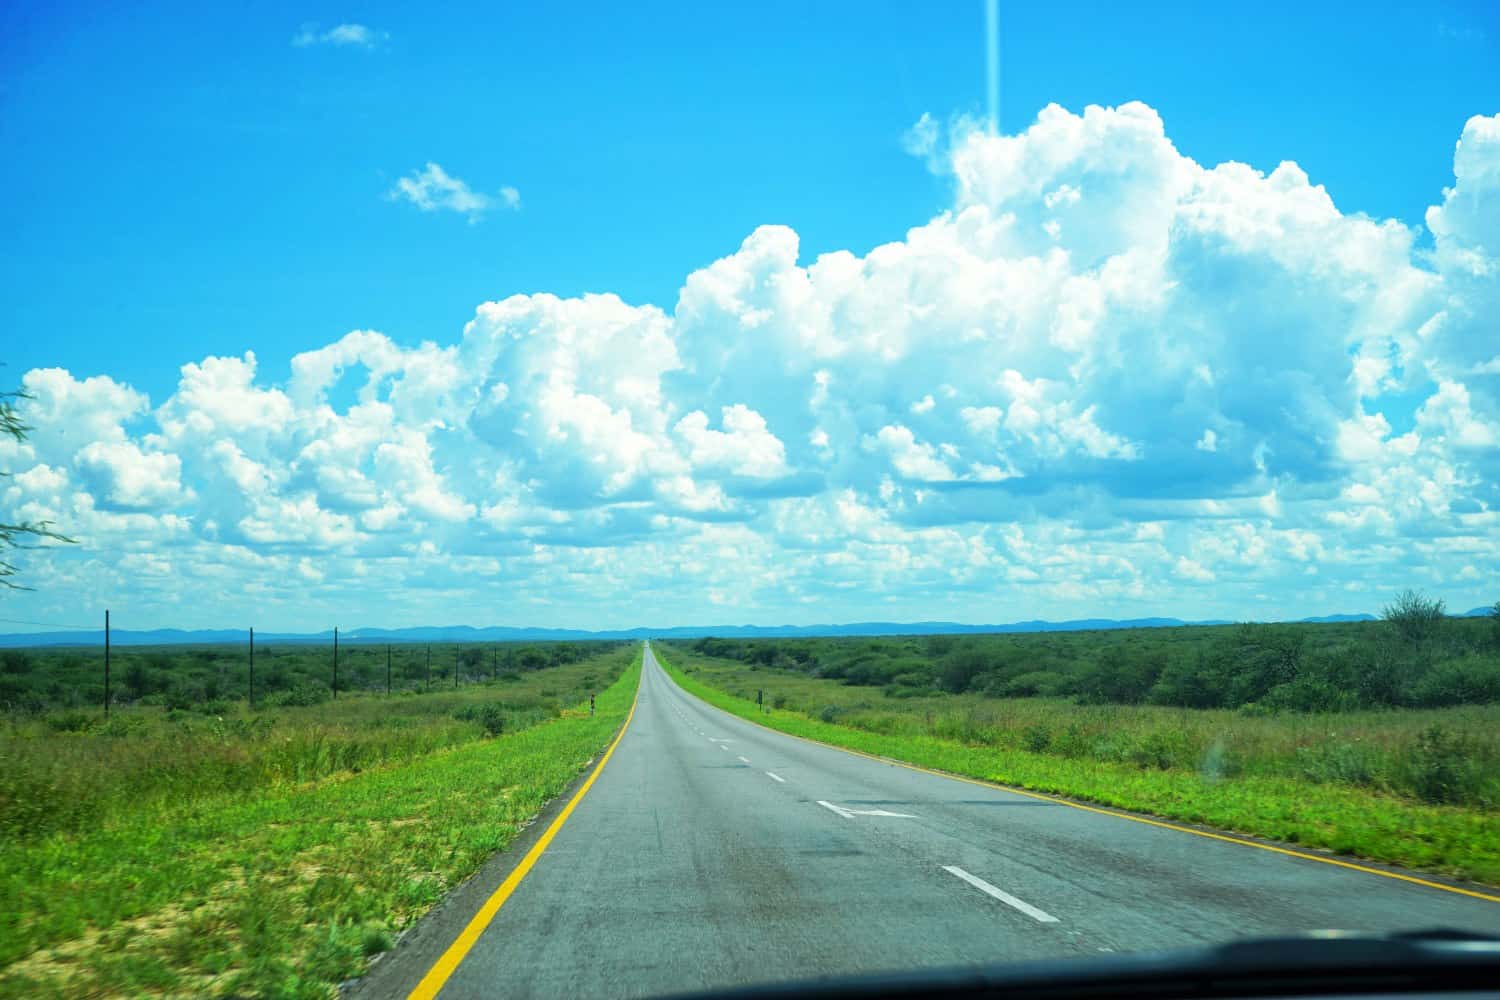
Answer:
407, 677, 642, 1000
662, 663, 1500, 905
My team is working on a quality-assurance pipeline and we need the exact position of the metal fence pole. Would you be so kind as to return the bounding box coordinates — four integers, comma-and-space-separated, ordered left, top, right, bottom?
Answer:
386, 644, 392, 696
104, 609, 111, 716
249, 626, 255, 707
426, 645, 431, 692
332, 626, 339, 699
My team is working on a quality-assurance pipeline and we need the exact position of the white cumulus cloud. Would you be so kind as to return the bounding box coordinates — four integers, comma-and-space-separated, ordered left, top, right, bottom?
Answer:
6, 102, 1500, 629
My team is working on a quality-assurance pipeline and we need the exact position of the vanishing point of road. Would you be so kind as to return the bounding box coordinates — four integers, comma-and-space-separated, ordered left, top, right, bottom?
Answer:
356, 642, 1499, 998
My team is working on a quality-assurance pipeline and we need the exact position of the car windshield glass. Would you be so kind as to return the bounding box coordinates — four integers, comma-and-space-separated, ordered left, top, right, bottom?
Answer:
1, 1, 1498, 997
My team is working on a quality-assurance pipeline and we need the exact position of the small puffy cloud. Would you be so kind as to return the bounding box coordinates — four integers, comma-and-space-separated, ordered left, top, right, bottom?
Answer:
292, 23, 387, 49
386, 163, 519, 223
74, 441, 187, 511
675, 405, 790, 480
869, 425, 958, 483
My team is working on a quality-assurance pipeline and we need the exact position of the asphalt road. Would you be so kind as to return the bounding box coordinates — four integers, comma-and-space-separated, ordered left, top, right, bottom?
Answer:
377, 642, 1499, 998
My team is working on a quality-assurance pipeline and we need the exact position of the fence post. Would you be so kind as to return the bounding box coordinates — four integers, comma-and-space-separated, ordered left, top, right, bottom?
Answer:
454, 647, 459, 690
104, 609, 111, 717
249, 626, 255, 707
386, 644, 392, 696
492, 646, 498, 681
426, 645, 431, 692
332, 626, 339, 699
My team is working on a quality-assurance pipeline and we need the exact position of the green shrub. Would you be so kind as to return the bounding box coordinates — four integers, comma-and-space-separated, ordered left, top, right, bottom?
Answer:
1129, 730, 1186, 770
1409, 656, 1500, 707
361, 926, 394, 957
264, 682, 331, 708
1021, 724, 1052, 753
1, 651, 32, 675
1382, 588, 1446, 644
1398, 724, 1486, 805
162, 681, 206, 711
44, 710, 96, 733
1297, 739, 1380, 788
999, 671, 1067, 697
452, 703, 507, 736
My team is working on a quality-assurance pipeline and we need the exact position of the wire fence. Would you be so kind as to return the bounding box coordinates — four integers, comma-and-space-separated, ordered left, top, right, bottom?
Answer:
0, 611, 608, 715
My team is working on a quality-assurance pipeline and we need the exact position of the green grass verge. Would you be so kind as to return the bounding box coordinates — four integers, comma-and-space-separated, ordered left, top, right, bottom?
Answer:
654, 649, 1500, 887
0, 651, 641, 998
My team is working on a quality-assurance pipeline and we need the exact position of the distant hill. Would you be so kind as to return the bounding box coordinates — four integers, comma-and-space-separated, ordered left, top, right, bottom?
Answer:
0, 610, 1456, 648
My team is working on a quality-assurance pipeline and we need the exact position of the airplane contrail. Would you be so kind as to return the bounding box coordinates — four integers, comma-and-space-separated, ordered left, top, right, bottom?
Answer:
986, 0, 1000, 134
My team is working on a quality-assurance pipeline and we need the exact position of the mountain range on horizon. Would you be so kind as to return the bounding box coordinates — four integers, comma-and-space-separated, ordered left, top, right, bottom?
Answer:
0, 608, 1492, 648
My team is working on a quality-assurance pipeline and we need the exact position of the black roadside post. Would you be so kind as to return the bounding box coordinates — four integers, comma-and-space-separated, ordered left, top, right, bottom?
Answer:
249, 626, 255, 707
492, 646, 498, 681
454, 648, 459, 690
757, 689, 763, 713
103, 609, 111, 717
386, 644, 392, 696
426, 645, 431, 692
332, 626, 339, 699
590, 692, 595, 716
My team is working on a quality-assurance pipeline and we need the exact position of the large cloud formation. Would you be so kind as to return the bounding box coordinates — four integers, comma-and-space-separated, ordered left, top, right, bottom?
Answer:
4, 102, 1498, 629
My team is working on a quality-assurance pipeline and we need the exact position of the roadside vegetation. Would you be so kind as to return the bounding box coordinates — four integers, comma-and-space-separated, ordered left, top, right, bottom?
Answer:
0, 638, 613, 715
683, 596, 1500, 712
655, 602, 1500, 885
0, 643, 639, 998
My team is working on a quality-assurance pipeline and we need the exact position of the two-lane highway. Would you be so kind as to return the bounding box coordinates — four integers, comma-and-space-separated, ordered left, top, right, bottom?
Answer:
376, 643, 1498, 998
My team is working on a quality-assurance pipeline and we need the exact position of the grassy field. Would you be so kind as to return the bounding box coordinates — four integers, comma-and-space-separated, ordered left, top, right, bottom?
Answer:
0, 644, 640, 998
655, 644, 1500, 886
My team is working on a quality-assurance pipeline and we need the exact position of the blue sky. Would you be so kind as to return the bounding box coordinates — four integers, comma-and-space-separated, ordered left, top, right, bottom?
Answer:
1, 1, 1498, 631
4, 1, 1496, 398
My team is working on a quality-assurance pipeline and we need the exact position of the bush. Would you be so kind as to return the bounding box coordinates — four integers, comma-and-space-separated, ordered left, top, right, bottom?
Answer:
1398, 724, 1485, 805
1129, 730, 1187, 770
44, 710, 96, 733
818, 705, 842, 723
1409, 656, 1500, 707
1382, 589, 1446, 644
1, 650, 32, 674
1297, 740, 1380, 788
1263, 675, 1355, 712
1021, 724, 1052, 753
264, 682, 331, 708
453, 703, 506, 736
163, 681, 207, 711
1149, 655, 1227, 708
1075, 648, 1161, 704
998, 671, 1067, 698
938, 645, 989, 694
881, 683, 936, 699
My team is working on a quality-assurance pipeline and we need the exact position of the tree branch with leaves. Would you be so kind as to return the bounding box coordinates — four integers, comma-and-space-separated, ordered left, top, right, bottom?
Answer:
2, 382, 75, 590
